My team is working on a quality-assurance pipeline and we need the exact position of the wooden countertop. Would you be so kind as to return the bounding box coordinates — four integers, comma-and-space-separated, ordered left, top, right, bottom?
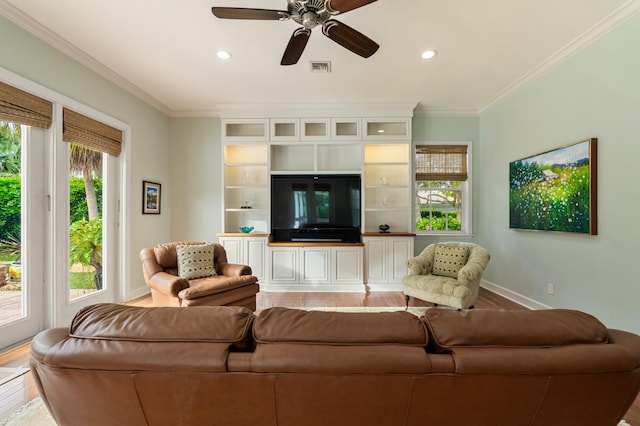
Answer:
267, 242, 365, 247
361, 232, 416, 237
217, 233, 270, 237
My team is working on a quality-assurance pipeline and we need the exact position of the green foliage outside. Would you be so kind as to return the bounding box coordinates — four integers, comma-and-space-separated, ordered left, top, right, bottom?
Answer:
0, 122, 21, 175
69, 218, 103, 290
0, 175, 21, 243
416, 212, 461, 231
0, 176, 102, 242
70, 271, 98, 289
1, 123, 104, 292
69, 177, 103, 223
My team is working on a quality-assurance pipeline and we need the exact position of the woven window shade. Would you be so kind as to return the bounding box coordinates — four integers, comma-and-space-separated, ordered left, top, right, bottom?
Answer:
63, 108, 122, 156
416, 145, 468, 181
0, 81, 53, 128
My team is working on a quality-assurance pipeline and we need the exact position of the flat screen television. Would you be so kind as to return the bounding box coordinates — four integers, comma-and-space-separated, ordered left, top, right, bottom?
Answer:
271, 174, 361, 242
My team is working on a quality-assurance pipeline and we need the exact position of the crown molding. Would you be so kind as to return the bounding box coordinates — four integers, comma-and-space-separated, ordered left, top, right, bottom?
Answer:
413, 107, 479, 118
3, 0, 639, 119
0, 0, 172, 116
204, 102, 419, 119
479, 0, 640, 114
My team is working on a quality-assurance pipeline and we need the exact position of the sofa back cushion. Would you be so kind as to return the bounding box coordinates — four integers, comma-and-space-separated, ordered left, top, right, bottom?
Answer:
254, 307, 428, 346
423, 308, 608, 352
252, 308, 430, 374
70, 303, 254, 349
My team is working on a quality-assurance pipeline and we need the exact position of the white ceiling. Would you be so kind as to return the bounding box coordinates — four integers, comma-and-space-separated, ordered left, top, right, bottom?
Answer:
1, 0, 638, 116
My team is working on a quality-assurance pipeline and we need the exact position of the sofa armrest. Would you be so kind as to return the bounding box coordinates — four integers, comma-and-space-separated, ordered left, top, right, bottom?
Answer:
219, 262, 252, 277
406, 256, 430, 276
457, 247, 490, 284
147, 271, 190, 297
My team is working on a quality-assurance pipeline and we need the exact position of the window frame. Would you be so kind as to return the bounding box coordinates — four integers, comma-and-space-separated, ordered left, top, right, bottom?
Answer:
413, 141, 472, 237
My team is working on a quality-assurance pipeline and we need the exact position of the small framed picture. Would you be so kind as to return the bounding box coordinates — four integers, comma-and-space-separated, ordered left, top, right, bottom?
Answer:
142, 181, 161, 214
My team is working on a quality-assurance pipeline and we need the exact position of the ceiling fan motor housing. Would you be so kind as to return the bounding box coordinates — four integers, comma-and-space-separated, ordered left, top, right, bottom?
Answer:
288, 0, 332, 29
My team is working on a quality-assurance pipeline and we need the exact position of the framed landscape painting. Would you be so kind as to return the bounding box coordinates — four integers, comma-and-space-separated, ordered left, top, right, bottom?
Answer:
142, 181, 161, 214
509, 138, 597, 235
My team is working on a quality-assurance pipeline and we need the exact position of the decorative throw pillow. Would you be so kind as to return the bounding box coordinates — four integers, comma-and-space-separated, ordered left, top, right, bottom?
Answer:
176, 243, 217, 280
432, 244, 469, 278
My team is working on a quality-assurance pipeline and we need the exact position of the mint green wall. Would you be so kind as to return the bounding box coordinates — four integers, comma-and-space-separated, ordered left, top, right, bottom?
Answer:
412, 115, 480, 254
6, 5, 637, 332
169, 118, 222, 241
479, 13, 640, 333
0, 16, 172, 297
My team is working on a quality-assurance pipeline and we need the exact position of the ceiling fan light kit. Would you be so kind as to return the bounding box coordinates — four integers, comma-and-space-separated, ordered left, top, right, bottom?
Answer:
211, 0, 379, 66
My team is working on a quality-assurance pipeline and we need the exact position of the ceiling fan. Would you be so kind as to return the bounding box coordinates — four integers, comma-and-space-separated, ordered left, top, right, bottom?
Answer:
211, 0, 379, 65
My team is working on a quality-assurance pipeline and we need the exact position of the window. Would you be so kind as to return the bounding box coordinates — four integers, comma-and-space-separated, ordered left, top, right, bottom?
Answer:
414, 143, 471, 235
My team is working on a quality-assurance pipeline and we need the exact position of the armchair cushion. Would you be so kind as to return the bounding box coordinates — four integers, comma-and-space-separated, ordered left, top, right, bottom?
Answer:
176, 243, 217, 280
432, 244, 469, 278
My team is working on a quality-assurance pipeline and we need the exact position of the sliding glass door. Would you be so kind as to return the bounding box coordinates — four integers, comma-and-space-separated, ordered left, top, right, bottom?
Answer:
0, 104, 125, 350
0, 124, 45, 349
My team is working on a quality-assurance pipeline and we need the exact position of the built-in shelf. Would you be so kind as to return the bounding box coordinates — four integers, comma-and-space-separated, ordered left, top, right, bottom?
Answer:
363, 143, 411, 233
221, 112, 414, 289
223, 144, 269, 233
363, 118, 411, 140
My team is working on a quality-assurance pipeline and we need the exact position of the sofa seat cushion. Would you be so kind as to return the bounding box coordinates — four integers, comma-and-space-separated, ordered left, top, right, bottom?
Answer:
254, 307, 428, 346
252, 344, 432, 374
423, 308, 608, 352
70, 303, 254, 347
179, 274, 259, 300
403, 274, 471, 298
253, 308, 430, 374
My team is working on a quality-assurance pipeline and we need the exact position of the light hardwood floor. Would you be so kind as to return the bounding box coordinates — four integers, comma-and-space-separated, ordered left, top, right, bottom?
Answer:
1, 288, 639, 424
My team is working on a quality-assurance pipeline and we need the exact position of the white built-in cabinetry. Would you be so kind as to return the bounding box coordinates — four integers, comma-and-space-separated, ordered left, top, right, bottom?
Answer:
268, 243, 364, 291
362, 234, 414, 291
218, 234, 268, 283
220, 109, 415, 291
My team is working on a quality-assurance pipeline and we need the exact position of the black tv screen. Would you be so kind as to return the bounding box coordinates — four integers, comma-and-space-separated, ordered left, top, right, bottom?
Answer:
271, 174, 361, 242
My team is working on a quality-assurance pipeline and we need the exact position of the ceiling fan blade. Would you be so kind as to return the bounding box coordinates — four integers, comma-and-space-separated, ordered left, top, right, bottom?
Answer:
326, 0, 377, 14
211, 7, 289, 20
281, 28, 311, 65
322, 20, 379, 58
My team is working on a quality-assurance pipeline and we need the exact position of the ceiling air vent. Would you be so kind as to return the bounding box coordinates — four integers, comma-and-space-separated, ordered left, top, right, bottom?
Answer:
310, 61, 331, 73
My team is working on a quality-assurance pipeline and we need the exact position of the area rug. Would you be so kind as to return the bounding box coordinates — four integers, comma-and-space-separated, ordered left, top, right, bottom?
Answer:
1, 398, 54, 426
0, 367, 29, 387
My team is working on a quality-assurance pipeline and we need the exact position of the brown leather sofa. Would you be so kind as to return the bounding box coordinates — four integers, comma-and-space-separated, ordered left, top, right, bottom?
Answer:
31, 304, 640, 426
140, 241, 259, 310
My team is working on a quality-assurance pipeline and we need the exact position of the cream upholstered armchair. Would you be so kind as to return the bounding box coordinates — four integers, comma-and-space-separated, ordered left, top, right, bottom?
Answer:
402, 242, 490, 310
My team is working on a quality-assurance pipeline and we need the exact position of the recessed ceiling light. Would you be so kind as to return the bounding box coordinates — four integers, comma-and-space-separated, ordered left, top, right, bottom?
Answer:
216, 50, 232, 60
421, 49, 438, 60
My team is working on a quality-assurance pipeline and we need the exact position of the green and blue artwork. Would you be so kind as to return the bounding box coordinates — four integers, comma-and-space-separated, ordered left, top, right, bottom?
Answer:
509, 138, 597, 235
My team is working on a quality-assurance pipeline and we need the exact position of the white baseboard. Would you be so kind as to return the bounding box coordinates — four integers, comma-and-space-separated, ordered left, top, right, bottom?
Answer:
365, 283, 404, 292
481, 280, 550, 310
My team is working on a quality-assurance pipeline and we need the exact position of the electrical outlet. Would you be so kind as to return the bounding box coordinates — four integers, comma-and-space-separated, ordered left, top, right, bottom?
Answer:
547, 283, 555, 295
